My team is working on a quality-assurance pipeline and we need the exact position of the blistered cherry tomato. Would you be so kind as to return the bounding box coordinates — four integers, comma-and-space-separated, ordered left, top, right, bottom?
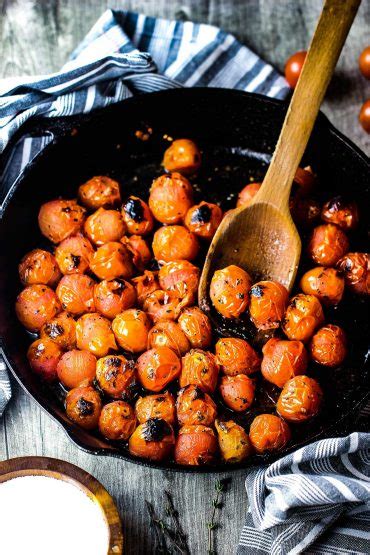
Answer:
337, 252, 369, 295
290, 196, 321, 228
84, 207, 126, 246
121, 235, 152, 270
99, 401, 137, 441
94, 279, 136, 319
121, 196, 154, 235
308, 224, 349, 266
57, 349, 96, 389
148, 321, 190, 356
162, 139, 201, 175
16, 284, 61, 332
38, 199, 86, 244
282, 294, 324, 342
359, 99, 370, 133
180, 349, 219, 393
55, 234, 94, 274
321, 196, 359, 231
40, 311, 76, 350
249, 280, 289, 330
236, 183, 261, 207
215, 337, 260, 376
65, 386, 102, 430
175, 425, 217, 466
178, 307, 212, 349
112, 309, 151, 353
184, 201, 223, 240
300, 266, 344, 306
249, 414, 291, 453
293, 166, 317, 196
95, 355, 136, 399
176, 385, 217, 426
277, 375, 323, 422
129, 418, 175, 461
78, 176, 121, 209
152, 225, 199, 262
90, 242, 134, 281
285, 50, 306, 88
19, 249, 61, 287
310, 324, 347, 367
135, 391, 176, 425
158, 260, 199, 308
219, 374, 255, 412
76, 313, 118, 357
210, 265, 252, 319
56, 274, 95, 315
149, 173, 193, 224
143, 290, 182, 323
132, 271, 160, 306
27, 338, 62, 381
261, 338, 308, 388
215, 420, 252, 463
137, 346, 181, 392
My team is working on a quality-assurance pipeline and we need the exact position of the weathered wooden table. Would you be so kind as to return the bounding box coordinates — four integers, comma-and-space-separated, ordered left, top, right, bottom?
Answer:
0, 1, 369, 553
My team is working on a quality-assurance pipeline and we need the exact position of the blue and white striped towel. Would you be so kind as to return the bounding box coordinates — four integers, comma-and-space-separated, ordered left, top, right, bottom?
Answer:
0, 10, 369, 555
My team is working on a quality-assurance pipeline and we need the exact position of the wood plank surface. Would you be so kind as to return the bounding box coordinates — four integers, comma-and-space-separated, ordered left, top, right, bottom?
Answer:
0, 1, 369, 554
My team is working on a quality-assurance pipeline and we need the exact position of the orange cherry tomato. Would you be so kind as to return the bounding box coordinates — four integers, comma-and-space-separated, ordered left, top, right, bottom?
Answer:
210, 265, 252, 319
236, 183, 261, 207
94, 279, 136, 319
19, 249, 61, 287
176, 384, 217, 426
129, 418, 175, 461
359, 46, 370, 79
308, 224, 349, 267
152, 225, 199, 263
121, 235, 152, 270
215, 420, 252, 463
27, 338, 62, 382
282, 294, 324, 342
285, 50, 306, 88
95, 354, 136, 399
300, 266, 344, 306
84, 207, 126, 246
78, 176, 121, 209
184, 201, 223, 240
149, 173, 193, 224
180, 349, 219, 394
90, 242, 134, 281
219, 374, 255, 412
249, 280, 289, 330
65, 386, 102, 430
98, 401, 137, 441
162, 139, 201, 175
76, 313, 118, 357
175, 425, 217, 466
158, 260, 199, 307
57, 349, 96, 389
40, 311, 76, 350
16, 284, 62, 332
293, 166, 317, 196
336, 252, 369, 295
261, 338, 308, 388
249, 414, 291, 453
290, 196, 321, 228
56, 274, 96, 315
135, 391, 176, 425
321, 196, 359, 231
178, 307, 212, 349
132, 271, 161, 306
148, 321, 190, 356
112, 309, 151, 353
215, 337, 260, 376
309, 324, 347, 367
137, 346, 181, 392
277, 375, 323, 422
143, 290, 182, 323
121, 196, 154, 235
359, 99, 370, 133
54, 234, 94, 274
38, 199, 86, 244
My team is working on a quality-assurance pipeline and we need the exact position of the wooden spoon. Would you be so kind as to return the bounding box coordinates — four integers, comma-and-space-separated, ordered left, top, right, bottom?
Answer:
199, 0, 361, 311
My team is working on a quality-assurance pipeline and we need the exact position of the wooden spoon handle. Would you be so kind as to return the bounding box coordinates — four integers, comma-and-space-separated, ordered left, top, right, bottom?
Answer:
256, 0, 361, 209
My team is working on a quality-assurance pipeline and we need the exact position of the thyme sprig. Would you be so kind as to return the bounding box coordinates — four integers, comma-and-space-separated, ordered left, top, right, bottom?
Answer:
145, 493, 190, 555
207, 479, 229, 555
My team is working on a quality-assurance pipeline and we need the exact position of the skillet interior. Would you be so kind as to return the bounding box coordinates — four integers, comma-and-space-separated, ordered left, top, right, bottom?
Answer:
0, 88, 369, 472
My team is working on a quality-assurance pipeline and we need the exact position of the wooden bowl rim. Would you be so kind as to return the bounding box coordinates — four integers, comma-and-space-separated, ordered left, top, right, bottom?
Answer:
0, 456, 123, 554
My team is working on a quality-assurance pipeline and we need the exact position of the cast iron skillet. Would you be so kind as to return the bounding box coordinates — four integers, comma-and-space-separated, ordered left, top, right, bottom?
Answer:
0, 89, 369, 472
